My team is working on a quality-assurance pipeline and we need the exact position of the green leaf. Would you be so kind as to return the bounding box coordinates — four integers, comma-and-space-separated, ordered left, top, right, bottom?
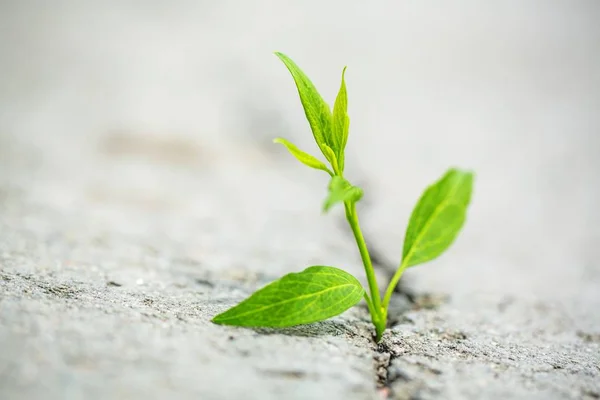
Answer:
338, 116, 350, 173
211, 266, 365, 327
332, 66, 350, 172
402, 168, 474, 268
321, 143, 339, 174
274, 52, 334, 159
273, 138, 333, 176
323, 176, 363, 212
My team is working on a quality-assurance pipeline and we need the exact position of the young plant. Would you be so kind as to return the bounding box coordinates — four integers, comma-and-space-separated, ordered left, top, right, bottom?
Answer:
212, 52, 474, 342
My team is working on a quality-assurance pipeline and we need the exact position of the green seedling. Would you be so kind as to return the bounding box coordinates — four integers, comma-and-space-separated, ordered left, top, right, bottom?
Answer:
212, 52, 474, 342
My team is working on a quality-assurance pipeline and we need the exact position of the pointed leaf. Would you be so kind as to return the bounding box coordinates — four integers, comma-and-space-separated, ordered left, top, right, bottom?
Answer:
338, 115, 350, 173
211, 266, 365, 327
321, 143, 339, 174
274, 52, 334, 158
273, 138, 333, 176
332, 66, 350, 171
402, 168, 474, 268
323, 176, 363, 212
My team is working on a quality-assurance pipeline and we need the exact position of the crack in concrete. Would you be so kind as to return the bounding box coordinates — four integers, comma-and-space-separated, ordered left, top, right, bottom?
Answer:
373, 339, 407, 399
372, 335, 444, 400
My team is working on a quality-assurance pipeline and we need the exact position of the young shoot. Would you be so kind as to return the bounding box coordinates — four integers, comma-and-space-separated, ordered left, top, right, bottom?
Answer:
212, 52, 474, 342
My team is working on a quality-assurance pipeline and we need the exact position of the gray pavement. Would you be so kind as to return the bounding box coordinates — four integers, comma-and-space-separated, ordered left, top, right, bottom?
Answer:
1, 2, 599, 399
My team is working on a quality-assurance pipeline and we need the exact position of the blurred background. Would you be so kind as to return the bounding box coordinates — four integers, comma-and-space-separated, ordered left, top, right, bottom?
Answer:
1, 1, 599, 325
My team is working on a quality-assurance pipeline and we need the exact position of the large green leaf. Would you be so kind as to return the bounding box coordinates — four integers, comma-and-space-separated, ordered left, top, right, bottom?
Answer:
402, 168, 474, 268
273, 138, 333, 176
323, 176, 363, 212
332, 66, 350, 172
211, 266, 365, 327
274, 52, 334, 160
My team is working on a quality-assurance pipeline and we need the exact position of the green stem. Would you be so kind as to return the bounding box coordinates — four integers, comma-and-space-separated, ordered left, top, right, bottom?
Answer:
344, 201, 386, 339
382, 260, 408, 309
363, 292, 374, 316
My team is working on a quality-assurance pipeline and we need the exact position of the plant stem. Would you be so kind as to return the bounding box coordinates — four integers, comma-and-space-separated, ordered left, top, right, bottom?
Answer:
382, 260, 408, 309
363, 292, 375, 316
344, 201, 386, 340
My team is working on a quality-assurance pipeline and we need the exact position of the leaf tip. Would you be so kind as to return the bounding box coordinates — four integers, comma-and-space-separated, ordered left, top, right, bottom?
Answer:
211, 311, 234, 326
273, 51, 290, 63
448, 166, 475, 176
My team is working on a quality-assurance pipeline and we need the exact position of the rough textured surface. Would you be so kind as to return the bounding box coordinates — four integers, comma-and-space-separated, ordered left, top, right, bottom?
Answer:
1, 2, 599, 399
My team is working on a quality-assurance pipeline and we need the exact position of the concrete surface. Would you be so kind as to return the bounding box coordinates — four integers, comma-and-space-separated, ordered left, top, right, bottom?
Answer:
1, 1, 599, 399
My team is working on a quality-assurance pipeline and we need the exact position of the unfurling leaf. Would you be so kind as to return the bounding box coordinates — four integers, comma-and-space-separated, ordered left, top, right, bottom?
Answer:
332, 66, 350, 172
321, 143, 340, 174
273, 138, 333, 176
402, 168, 474, 268
211, 266, 364, 327
323, 176, 363, 212
274, 52, 333, 160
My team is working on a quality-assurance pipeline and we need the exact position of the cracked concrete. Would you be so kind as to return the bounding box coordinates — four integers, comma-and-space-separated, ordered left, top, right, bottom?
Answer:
1, 2, 600, 399
376, 308, 600, 399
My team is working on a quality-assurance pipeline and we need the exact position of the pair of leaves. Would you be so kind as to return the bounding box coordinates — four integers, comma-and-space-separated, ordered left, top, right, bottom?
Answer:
212, 168, 473, 331
211, 266, 364, 327
273, 52, 349, 176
